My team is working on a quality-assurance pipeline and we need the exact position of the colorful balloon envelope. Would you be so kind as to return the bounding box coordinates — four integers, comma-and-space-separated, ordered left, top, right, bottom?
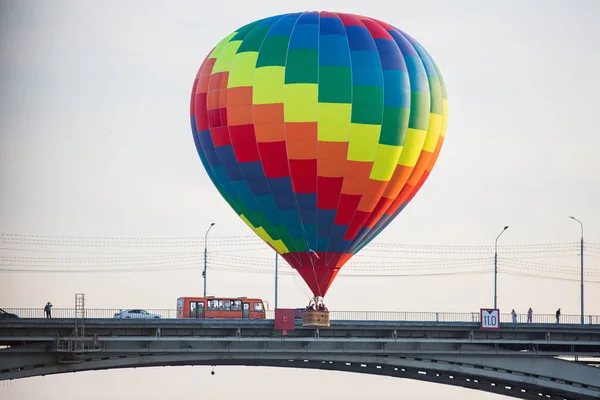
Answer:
190, 11, 448, 298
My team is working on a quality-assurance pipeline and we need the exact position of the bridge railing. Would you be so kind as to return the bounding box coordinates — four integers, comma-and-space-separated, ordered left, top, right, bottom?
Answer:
1, 308, 599, 325
326, 311, 479, 323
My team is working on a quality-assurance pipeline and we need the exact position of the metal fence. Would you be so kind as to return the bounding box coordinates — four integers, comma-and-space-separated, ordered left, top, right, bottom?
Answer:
1, 308, 599, 325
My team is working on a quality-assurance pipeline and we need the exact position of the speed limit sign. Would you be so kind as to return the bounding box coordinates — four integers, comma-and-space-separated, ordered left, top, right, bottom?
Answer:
480, 308, 500, 330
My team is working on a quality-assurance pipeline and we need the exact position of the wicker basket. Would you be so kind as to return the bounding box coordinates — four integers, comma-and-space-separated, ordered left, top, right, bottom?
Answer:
302, 310, 330, 328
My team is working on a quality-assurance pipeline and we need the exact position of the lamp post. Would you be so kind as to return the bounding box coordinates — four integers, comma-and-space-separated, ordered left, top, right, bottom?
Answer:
569, 216, 584, 324
494, 226, 509, 309
203, 222, 215, 297
274, 253, 279, 309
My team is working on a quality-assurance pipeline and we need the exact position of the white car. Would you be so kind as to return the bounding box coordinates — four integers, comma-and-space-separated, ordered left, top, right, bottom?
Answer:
113, 309, 161, 319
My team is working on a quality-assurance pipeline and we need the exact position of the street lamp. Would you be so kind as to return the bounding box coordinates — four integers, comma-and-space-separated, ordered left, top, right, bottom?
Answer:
569, 216, 584, 324
274, 253, 279, 309
203, 222, 215, 297
494, 225, 509, 309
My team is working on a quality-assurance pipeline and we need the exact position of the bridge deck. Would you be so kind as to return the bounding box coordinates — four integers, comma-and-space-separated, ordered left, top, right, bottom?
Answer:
1, 319, 599, 399
1, 319, 599, 355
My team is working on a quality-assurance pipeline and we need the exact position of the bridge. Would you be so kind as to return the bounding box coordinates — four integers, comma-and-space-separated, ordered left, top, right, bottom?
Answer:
1, 311, 599, 400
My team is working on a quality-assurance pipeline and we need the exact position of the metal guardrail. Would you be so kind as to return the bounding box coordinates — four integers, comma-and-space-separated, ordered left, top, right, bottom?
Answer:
1, 308, 599, 325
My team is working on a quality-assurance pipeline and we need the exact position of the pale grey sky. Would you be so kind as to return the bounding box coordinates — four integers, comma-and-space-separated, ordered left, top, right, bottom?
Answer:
1, 0, 600, 399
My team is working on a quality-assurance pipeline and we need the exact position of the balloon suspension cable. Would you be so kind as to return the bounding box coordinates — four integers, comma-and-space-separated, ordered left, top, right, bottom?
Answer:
312, 268, 322, 299
307, 248, 323, 299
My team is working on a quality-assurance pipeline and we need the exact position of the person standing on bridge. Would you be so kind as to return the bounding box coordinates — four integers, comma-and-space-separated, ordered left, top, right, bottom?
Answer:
511, 309, 517, 324
555, 308, 561, 323
44, 302, 53, 318
527, 307, 533, 323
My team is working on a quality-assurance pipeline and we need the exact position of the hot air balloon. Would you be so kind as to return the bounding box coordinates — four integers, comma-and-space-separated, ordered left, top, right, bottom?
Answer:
190, 11, 448, 302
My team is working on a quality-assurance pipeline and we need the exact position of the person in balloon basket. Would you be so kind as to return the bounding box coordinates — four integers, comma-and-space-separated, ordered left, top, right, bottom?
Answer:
305, 300, 328, 312
44, 302, 53, 318
305, 301, 315, 311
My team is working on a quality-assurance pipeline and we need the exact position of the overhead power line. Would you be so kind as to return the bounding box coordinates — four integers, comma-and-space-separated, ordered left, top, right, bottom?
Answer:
1, 233, 598, 284
1, 233, 594, 253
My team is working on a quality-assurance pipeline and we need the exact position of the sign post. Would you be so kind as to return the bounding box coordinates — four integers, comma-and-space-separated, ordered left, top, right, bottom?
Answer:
480, 308, 500, 330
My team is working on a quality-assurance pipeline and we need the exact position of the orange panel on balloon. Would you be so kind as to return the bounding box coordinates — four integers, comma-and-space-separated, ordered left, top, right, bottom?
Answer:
226, 86, 252, 107
341, 161, 372, 195
286, 122, 317, 160
317, 141, 349, 177
254, 104, 285, 142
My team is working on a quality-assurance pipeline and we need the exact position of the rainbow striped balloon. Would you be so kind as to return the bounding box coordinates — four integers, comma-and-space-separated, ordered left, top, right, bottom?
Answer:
190, 11, 448, 297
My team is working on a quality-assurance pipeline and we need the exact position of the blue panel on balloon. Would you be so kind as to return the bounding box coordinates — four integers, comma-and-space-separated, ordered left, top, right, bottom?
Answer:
317, 209, 336, 238
267, 177, 296, 210
255, 195, 283, 226
230, 180, 260, 213
215, 146, 243, 181
279, 209, 304, 238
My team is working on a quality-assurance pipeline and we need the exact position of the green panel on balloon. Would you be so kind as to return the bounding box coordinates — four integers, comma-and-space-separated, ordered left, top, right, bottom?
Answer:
285, 49, 319, 84
351, 86, 384, 125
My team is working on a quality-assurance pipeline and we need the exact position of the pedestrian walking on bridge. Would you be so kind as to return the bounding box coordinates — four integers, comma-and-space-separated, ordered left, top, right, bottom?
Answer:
555, 308, 561, 323
44, 302, 53, 318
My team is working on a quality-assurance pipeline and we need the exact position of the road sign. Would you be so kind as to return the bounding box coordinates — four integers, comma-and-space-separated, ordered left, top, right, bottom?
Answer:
274, 308, 295, 331
480, 308, 500, 330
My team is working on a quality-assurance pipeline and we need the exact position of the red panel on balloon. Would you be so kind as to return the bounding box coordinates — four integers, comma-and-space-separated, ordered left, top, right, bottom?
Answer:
365, 197, 393, 228
190, 78, 199, 115
317, 176, 343, 209
360, 18, 394, 40
334, 194, 361, 225
369, 17, 393, 31
319, 11, 338, 18
229, 125, 260, 163
257, 141, 290, 178
219, 107, 228, 126
208, 108, 222, 127
281, 251, 349, 297
344, 211, 370, 240
338, 13, 362, 26
289, 159, 317, 194
194, 93, 209, 131
396, 185, 414, 207
210, 126, 231, 147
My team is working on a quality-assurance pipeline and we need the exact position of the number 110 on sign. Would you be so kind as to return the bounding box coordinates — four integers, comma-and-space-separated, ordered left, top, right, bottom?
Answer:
480, 308, 500, 329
